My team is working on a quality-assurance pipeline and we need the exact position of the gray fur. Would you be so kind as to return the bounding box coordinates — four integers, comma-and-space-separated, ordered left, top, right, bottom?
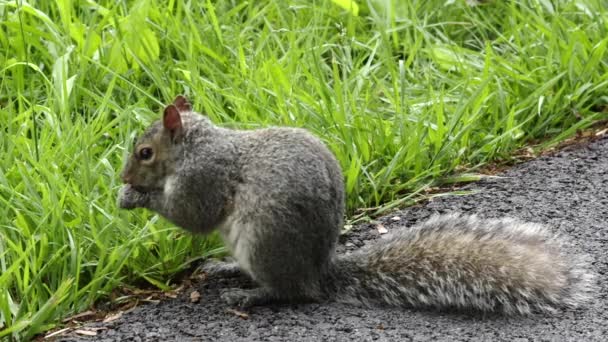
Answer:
326, 214, 596, 314
119, 100, 596, 315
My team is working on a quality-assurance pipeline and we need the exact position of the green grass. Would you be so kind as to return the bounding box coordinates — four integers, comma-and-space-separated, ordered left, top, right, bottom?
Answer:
1, 0, 607, 339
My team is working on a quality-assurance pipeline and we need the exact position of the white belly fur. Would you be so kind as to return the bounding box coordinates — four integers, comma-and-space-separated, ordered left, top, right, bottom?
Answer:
163, 175, 178, 196
218, 214, 253, 277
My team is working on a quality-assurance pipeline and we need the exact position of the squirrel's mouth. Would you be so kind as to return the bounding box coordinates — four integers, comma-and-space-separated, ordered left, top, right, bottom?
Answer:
131, 185, 162, 193
132, 185, 148, 193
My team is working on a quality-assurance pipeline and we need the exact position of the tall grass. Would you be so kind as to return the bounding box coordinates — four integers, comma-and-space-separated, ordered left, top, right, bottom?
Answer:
0, 0, 607, 339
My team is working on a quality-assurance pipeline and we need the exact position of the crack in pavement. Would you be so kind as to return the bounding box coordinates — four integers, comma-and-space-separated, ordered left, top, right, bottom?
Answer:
60, 136, 608, 342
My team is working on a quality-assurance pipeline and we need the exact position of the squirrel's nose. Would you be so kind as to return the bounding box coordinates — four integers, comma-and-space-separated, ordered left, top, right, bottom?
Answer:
121, 173, 132, 184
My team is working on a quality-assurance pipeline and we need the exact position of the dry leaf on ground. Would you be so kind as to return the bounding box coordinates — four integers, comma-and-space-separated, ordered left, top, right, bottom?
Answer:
190, 291, 201, 303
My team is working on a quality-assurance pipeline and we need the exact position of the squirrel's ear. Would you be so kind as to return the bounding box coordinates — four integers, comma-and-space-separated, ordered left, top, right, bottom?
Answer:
173, 95, 192, 113
163, 104, 183, 139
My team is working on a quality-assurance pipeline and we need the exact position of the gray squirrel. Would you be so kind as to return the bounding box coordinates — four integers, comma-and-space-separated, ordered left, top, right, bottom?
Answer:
118, 95, 595, 315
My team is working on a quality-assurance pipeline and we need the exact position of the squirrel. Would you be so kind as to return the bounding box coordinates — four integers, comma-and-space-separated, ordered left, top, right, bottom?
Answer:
118, 95, 596, 315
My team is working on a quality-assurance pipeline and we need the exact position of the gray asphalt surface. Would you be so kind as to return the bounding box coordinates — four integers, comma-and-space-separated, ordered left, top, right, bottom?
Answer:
62, 136, 607, 342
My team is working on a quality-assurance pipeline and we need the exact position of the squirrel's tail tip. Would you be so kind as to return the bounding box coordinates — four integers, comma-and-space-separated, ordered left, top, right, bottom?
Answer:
562, 255, 598, 309
523, 257, 597, 315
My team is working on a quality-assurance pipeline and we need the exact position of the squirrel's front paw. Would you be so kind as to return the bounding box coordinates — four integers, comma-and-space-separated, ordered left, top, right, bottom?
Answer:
118, 184, 146, 209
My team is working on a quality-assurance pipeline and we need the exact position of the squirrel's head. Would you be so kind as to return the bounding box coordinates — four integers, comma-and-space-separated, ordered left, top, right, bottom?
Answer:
120, 95, 191, 192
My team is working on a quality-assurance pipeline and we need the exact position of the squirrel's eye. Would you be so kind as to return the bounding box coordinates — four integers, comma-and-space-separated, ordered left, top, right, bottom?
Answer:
139, 147, 154, 161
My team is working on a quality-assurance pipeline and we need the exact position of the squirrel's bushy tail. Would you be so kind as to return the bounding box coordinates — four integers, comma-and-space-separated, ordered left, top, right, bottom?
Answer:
324, 214, 596, 315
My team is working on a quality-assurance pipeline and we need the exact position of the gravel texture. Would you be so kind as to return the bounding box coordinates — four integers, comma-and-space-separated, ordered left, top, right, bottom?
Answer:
60, 136, 608, 342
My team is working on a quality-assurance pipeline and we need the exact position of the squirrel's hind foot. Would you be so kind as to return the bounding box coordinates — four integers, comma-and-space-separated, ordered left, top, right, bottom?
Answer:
200, 259, 243, 278
220, 287, 320, 308
221, 288, 274, 308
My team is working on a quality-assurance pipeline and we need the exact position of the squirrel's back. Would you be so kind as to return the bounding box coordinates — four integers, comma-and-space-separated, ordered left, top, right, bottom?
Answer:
237, 127, 344, 204
233, 126, 345, 234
